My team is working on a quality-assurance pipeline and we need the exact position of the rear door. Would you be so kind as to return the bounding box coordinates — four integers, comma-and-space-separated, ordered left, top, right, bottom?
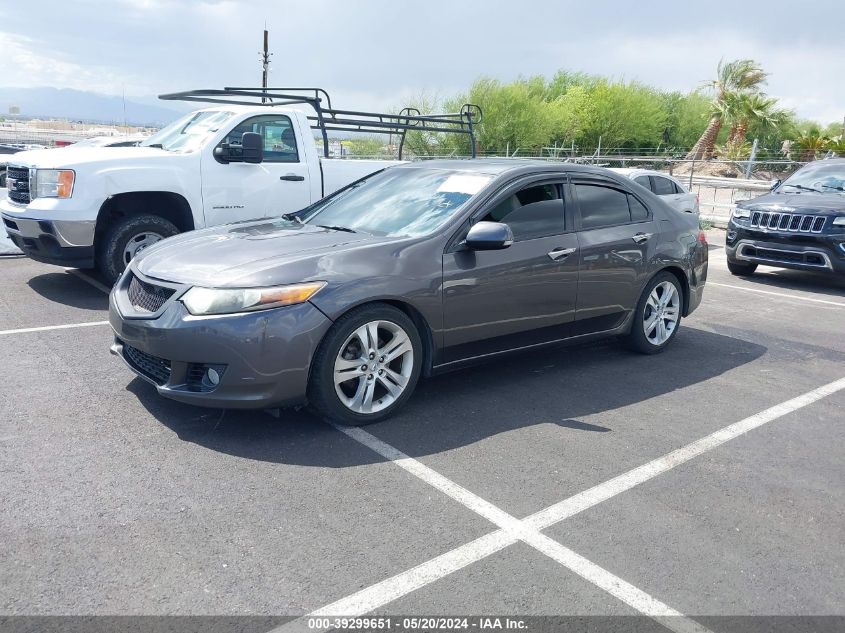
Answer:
201, 114, 312, 227
570, 177, 657, 334
441, 178, 579, 363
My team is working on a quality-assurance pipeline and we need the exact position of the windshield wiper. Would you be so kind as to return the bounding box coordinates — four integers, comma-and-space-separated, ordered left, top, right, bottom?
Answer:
820, 184, 845, 192
146, 143, 164, 149
316, 224, 357, 233
281, 212, 303, 224
781, 183, 821, 193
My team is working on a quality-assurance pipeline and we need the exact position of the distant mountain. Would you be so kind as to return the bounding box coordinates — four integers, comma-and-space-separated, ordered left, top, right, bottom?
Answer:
0, 87, 193, 126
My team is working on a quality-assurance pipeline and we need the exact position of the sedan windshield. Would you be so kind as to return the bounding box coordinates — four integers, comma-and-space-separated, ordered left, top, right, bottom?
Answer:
141, 110, 234, 153
301, 167, 493, 237
779, 163, 845, 194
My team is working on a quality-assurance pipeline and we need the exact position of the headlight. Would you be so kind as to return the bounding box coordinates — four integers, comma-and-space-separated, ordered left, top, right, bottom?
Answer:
732, 207, 751, 219
33, 169, 75, 199
833, 216, 845, 226
181, 281, 326, 315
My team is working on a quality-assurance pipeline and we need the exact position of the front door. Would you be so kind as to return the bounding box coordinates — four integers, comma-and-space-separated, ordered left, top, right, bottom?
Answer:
570, 178, 657, 334
201, 114, 312, 227
441, 180, 579, 363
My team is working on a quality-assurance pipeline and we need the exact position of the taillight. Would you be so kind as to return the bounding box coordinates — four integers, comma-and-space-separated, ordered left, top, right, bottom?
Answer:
697, 230, 707, 244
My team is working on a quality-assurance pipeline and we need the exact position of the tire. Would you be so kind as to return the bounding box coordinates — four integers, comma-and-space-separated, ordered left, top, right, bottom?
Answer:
308, 303, 423, 426
97, 214, 179, 284
727, 259, 757, 276
626, 272, 683, 355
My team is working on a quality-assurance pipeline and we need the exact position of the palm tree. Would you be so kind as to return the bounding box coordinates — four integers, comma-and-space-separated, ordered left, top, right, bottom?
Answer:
686, 59, 768, 160
726, 93, 791, 146
794, 129, 830, 162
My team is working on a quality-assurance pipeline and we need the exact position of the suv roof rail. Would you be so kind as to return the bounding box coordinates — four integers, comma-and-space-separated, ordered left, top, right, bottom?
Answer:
158, 87, 482, 159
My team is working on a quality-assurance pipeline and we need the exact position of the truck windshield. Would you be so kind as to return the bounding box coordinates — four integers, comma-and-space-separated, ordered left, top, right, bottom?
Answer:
141, 110, 234, 153
779, 163, 845, 194
301, 167, 493, 237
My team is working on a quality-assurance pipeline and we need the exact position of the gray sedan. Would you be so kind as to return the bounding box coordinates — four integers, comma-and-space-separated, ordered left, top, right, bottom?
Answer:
109, 160, 708, 425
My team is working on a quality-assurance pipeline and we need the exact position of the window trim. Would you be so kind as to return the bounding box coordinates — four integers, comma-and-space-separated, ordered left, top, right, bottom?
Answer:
570, 176, 653, 231
215, 114, 300, 164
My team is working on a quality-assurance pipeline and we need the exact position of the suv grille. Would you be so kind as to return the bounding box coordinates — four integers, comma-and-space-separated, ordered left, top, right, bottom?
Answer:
128, 274, 175, 313
749, 211, 826, 233
6, 166, 31, 205
124, 344, 171, 385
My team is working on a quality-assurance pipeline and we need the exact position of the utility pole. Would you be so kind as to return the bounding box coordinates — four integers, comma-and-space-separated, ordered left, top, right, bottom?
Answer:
260, 28, 272, 103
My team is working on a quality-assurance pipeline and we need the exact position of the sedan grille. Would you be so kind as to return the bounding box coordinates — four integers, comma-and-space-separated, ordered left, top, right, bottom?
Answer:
749, 211, 826, 233
6, 166, 31, 205
124, 344, 171, 385
127, 274, 175, 313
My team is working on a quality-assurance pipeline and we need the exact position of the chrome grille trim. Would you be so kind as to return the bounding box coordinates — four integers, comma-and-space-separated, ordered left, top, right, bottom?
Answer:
749, 211, 826, 233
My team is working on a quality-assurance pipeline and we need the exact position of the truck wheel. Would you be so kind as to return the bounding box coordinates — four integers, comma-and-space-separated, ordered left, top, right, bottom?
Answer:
308, 303, 423, 426
98, 214, 178, 283
727, 260, 757, 276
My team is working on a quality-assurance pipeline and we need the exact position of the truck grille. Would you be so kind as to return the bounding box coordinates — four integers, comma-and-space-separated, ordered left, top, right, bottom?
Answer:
124, 344, 171, 385
749, 211, 826, 233
6, 166, 31, 205
127, 274, 175, 313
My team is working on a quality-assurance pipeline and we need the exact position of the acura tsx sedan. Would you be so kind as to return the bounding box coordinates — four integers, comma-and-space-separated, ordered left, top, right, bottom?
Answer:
109, 160, 708, 425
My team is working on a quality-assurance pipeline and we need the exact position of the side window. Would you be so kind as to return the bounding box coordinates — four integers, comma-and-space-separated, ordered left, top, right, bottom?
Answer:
672, 180, 685, 194
633, 175, 651, 190
219, 115, 299, 163
479, 183, 564, 241
629, 194, 649, 221
575, 183, 631, 229
651, 176, 675, 196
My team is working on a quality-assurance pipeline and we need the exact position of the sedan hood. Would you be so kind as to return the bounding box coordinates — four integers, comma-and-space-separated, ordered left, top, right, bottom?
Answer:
742, 192, 845, 215
135, 219, 395, 287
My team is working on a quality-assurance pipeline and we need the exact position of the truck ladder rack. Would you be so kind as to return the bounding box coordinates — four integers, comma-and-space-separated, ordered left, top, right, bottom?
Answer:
158, 87, 482, 159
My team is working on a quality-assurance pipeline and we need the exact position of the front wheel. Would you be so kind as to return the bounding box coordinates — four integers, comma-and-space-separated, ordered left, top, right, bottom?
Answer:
97, 214, 179, 284
626, 272, 683, 354
727, 260, 757, 276
308, 304, 423, 425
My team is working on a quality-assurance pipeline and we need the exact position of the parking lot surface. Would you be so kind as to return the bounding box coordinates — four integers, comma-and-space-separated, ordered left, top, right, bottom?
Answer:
1, 229, 843, 632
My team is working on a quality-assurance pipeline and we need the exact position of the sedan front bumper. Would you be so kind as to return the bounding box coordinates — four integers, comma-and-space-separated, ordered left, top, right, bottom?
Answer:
109, 278, 333, 409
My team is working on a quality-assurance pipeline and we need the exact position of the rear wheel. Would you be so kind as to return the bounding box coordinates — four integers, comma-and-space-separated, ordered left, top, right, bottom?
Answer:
727, 260, 757, 276
626, 272, 683, 355
308, 304, 422, 426
97, 214, 178, 284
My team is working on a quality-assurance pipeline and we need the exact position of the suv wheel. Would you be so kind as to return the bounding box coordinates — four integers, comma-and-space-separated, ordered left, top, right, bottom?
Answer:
308, 304, 422, 425
626, 272, 683, 354
727, 260, 757, 276
98, 215, 178, 284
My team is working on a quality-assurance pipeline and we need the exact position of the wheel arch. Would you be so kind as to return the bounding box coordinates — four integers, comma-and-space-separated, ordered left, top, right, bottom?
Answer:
656, 265, 691, 316
94, 191, 195, 251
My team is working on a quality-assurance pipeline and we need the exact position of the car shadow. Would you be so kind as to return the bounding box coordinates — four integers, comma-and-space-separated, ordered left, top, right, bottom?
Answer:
26, 272, 109, 310
738, 268, 845, 298
128, 327, 767, 468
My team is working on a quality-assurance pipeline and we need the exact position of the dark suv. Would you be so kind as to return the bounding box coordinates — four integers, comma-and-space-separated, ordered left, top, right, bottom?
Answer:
726, 159, 845, 276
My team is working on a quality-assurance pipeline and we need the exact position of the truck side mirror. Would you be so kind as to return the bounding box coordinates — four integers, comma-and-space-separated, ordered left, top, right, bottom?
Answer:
241, 132, 264, 164
770, 178, 781, 191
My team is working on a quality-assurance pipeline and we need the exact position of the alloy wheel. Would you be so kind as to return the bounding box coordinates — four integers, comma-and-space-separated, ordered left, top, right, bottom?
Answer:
643, 280, 680, 346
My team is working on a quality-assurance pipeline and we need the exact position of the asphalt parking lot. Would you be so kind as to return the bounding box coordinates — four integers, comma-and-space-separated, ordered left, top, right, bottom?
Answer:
1, 229, 843, 633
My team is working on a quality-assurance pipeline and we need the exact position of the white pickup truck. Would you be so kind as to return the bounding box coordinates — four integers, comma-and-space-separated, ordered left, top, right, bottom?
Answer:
1, 100, 415, 281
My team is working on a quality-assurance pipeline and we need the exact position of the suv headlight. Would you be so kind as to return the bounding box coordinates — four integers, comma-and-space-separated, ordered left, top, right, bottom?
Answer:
732, 207, 751, 220
33, 169, 75, 199
833, 216, 845, 226
181, 281, 326, 316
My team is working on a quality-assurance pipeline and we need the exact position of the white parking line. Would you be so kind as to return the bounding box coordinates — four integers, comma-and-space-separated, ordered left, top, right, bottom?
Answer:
708, 281, 845, 307
64, 268, 112, 295
0, 320, 110, 336
278, 377, 845, 631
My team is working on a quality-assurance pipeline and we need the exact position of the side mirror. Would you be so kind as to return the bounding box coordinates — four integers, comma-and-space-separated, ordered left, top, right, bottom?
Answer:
465, 221, 514, 251
770, 178, 781, 191
213, 132, 264, 164
241, 132, 264, 164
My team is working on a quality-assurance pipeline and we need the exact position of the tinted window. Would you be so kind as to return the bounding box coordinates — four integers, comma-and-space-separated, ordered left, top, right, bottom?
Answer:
480, 183, 564, 241
651, 176, 675, 196
575, 184, 631, 229
633, 175, 651, 189
629, 195, 649, 221
221, 115, 299, 163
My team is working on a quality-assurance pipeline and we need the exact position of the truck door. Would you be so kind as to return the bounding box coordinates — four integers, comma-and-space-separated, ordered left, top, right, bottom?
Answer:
201, 114, 312, 227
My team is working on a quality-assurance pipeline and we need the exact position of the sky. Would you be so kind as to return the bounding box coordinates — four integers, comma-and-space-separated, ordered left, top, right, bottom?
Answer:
1, 0, 843, 124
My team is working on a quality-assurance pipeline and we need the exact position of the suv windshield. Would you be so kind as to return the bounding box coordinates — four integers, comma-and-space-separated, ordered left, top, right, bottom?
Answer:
779, 163, 845, 194
301, 167, 493, 236
141, 110, 234, 153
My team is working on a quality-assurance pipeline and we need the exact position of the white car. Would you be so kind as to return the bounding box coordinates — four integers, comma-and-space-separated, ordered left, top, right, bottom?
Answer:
611, 168, 699, 215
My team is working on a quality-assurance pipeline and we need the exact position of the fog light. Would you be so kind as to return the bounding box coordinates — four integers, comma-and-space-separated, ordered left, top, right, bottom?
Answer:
206, 368, 221, 386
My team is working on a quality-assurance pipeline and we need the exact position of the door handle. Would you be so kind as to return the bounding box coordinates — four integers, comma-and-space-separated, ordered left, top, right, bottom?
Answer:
632, 232, 653, 244
280, 174, 305, 181
548, 247, 577, 261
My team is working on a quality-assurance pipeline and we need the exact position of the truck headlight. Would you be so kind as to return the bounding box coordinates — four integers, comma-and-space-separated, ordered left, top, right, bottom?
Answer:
833, 216, 845, 227
181, 281, 326, 316
732, 207, 751, 220
33, 169, 75, 199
